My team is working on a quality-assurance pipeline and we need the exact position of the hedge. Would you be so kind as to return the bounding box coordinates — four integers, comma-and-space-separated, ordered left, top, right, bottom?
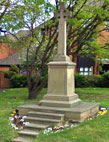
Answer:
100, 72, 109, 88
10, 74, 27, 88
10, 72, 109, 88
2, 67, 109, 88
75, 73, 90, 88
75, 72, 109, 88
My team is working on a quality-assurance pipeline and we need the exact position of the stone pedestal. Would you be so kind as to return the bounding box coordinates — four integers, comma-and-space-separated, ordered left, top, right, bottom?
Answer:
48, 61, 76, 96
40, 61, 82, 108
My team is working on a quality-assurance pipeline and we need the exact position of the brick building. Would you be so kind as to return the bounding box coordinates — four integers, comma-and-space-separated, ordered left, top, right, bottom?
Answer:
0, 42, 21, 71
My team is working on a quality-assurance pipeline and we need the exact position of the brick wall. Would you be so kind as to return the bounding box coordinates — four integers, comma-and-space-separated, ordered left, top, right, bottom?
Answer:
0, 66, 10, 71
0, 43, 16, 60
0, 72, 11, 88
97, 26, 109, 44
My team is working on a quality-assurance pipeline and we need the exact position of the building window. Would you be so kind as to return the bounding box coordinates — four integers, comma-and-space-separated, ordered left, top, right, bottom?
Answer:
80, 67, 83, 71
105, 21, 109, 32
79, 67, 93, 76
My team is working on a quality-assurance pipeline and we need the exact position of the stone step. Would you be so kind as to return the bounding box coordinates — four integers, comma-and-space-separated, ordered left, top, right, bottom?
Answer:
18, 102, 99, 122
18, 104, 68, 115
43, 94, 79, 101
28, 111, 64, 120
12, 137, 33, 142
25, 116, 61, 125
20, 105, 70, 115
18, 130, 39, 138
40, 99, 81, 108
32, 106, 66, 114
24, 123, 49, 131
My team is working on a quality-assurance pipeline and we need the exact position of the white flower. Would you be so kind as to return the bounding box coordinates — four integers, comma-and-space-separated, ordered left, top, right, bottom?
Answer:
100, 108, 106, 111
20, 127, 23, 130
59, 126, 64, 129
15, 127, 19, 130
22, 116, 27, 119
9, 117, 14, 121
55, 130, 60, 133
14, 116, 18, 119
44, 129, 48, 134
47, 127, 52, 132
23, 122, 30, 125
71, 124, 74, 127
64, 124, 69, 128
20, 119, 24, 122
11, 123, 19, 130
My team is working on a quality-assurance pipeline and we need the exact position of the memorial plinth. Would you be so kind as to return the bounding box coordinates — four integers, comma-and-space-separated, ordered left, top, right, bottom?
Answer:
40, 61, 81, 107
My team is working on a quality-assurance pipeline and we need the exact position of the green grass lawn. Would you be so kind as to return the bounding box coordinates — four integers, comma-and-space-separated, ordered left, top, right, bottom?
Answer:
0, 88, 109, 142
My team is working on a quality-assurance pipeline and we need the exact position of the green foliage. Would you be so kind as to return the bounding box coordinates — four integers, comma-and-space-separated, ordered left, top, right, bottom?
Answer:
75, 73, 90, 88
1, 70, 16, 79
1, 65, 19, 79
10, 74, 27, 88
41, 65, 48, 78
75, 72, 109, 88
10, 65, 19, 74
0, 65, 19, 79
100, 72, 109, 88
88, 75, 102, 87
5, 71, 17, 78
0, 70, 7, 73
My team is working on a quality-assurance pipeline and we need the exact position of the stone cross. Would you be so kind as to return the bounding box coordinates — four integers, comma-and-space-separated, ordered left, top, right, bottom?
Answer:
55, 2, 72, 58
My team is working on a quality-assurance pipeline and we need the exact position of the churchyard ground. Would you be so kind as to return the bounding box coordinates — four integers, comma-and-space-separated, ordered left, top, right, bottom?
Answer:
0, 88, 109, 142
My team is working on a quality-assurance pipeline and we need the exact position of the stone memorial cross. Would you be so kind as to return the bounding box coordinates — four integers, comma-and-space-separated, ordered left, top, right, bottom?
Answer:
55, 2, 72, 61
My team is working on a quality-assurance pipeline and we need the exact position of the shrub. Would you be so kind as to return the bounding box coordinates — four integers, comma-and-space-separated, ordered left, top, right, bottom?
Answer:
75, 73, 90, 88
10, 65, 19, 74
88, 75, 102, 87
0, 70, 8, 76
100, 72, 109, 88
75, 72, 109, 88
10, 74, 27, 88
0, 70, 16, 78
5, 71, 17, 78
1, 65, 19, 79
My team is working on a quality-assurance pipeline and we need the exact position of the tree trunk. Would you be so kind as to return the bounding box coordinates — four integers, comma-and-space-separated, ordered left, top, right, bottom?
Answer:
28, 78, 47, 99
28, 87, 40, 99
